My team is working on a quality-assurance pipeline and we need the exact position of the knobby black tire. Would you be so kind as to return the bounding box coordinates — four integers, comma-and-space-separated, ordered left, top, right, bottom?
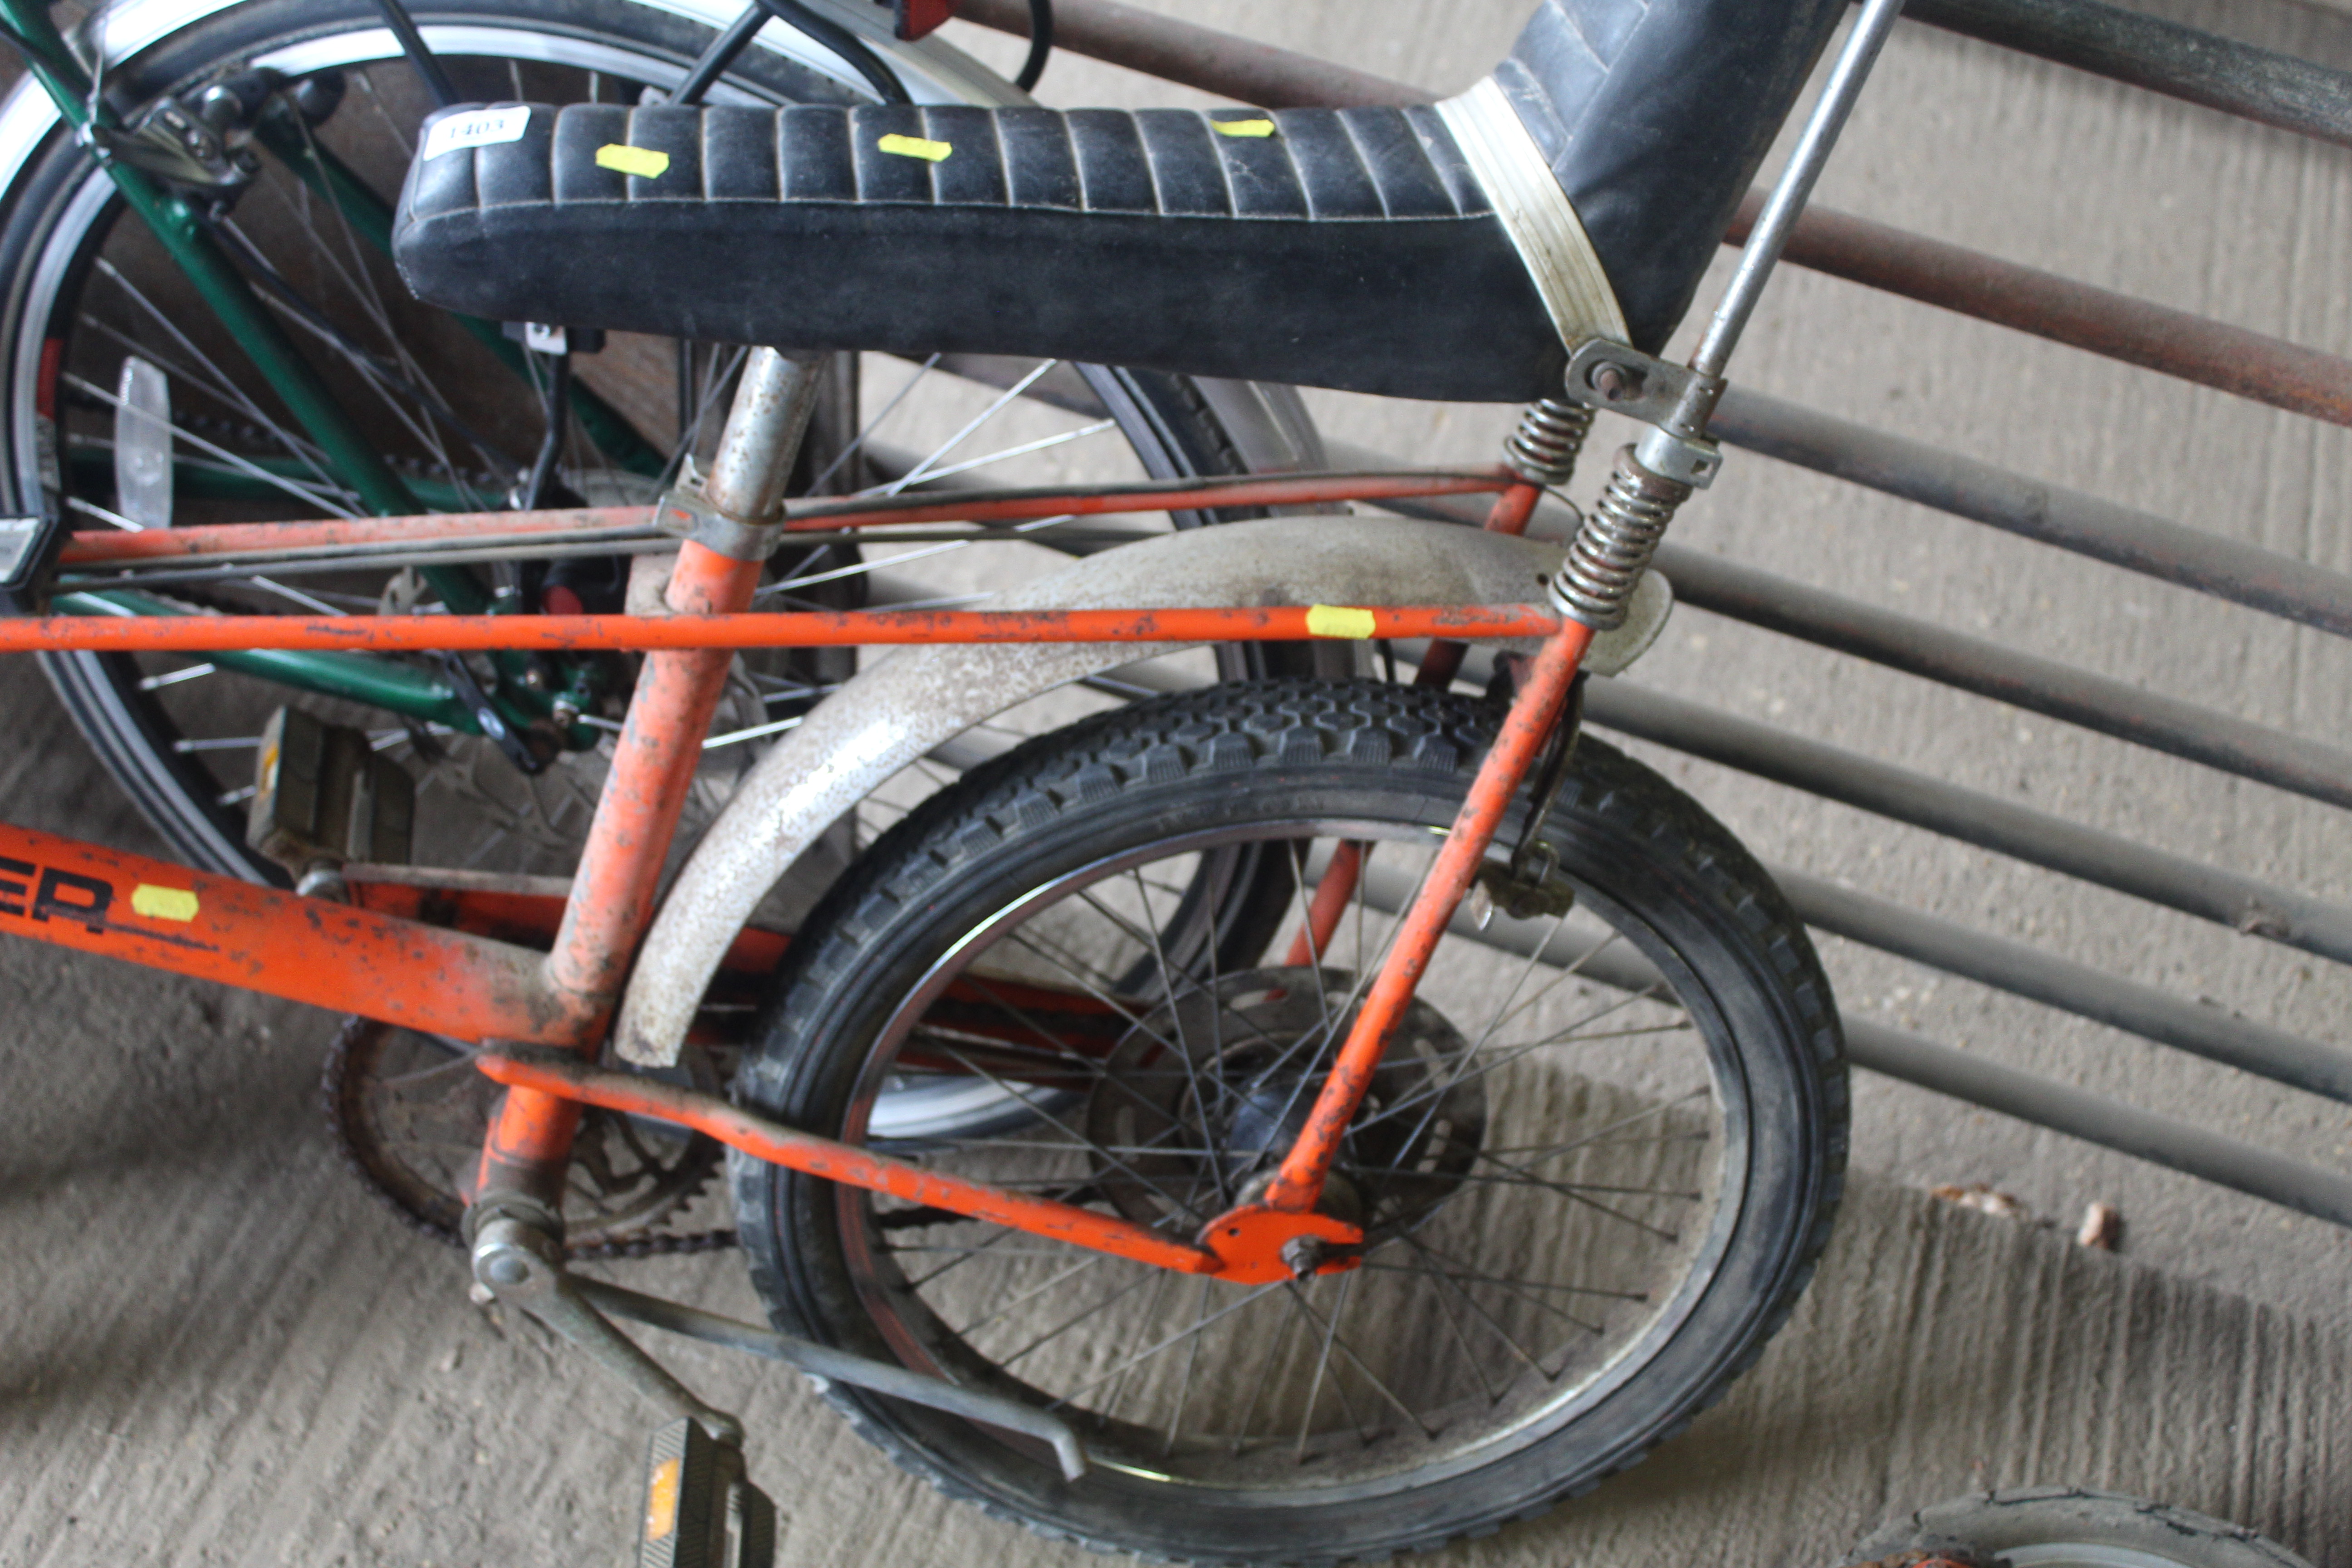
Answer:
734, 679, 1848, 1565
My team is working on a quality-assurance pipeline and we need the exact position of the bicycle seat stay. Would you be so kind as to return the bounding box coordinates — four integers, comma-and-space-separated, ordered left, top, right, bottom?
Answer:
392, 0, 1843, 401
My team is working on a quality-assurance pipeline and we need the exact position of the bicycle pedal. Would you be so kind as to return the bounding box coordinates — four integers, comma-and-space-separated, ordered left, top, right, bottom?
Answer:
246, 706, 414, 895
638, 1418, 775, 1568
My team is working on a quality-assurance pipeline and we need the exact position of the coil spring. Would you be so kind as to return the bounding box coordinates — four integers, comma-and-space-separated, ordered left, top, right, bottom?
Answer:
1504, 398, 1595, 487
1552, 449, 1688, 629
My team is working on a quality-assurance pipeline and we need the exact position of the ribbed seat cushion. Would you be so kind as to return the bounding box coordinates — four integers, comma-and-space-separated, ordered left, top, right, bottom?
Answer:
394, 101, 1563, 402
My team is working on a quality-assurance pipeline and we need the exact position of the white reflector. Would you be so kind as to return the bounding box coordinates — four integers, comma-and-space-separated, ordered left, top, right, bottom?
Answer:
113, 356, 172, 529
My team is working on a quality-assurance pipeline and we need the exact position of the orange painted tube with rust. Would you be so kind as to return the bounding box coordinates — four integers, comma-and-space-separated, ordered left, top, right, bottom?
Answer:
0, 603, 1559, 656
1257, 613, 1597, 1215
543, 540, 765, 1014
0, 823, 588, 1044
56, 468, 1512, 565
475, 1051, 1222, 1274
478, 541, 769, 1188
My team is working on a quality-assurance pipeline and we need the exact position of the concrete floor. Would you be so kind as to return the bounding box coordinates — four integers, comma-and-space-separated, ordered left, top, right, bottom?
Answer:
4, 0, 2351, 1564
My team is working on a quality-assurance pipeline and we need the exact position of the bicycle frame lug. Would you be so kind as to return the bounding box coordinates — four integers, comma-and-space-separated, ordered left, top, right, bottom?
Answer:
1197, 1204, 1362, 1286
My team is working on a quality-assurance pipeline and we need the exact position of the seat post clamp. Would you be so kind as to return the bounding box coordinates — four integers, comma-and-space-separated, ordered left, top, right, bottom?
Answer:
653, 481, 786, 563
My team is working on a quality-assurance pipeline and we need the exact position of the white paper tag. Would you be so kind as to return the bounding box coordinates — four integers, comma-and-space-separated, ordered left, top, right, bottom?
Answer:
421, 105, 532, 161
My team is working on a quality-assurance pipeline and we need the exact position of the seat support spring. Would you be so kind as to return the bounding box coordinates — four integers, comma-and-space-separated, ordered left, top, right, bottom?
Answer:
1552, 446, 1690, 629
1503, 398, 1596, 488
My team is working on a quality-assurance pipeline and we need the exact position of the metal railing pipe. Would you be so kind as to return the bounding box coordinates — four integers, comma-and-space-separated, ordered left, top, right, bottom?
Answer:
1579, 679, 2352, 968
1842, 1018, 2352, 1226
1724, 196, 2352, 427
1704, 392, 2352, 637
954, 0, 1428, 107
1357, 464, 2352, 807
961, 0, 2352, 167
1342, 427, 2352, 645
1904, 0, 2352, 152
1646, 541, 2352, 811
1357, 861, 2352, 1228
1771, 866, 2352, 1103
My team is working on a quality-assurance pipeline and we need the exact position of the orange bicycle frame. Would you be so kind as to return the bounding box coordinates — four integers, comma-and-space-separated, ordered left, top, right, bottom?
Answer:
1, 457, 1576, 1279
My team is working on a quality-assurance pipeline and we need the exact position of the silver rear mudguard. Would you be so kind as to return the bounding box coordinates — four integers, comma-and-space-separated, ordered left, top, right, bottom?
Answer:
615, 515, 1668, 1065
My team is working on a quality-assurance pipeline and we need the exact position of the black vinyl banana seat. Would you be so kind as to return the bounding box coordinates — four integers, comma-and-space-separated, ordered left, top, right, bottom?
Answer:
392, 0, 1842, 404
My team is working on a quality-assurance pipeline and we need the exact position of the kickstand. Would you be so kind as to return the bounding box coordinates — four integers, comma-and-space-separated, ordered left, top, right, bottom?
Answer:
466, 1204, 1088, 1556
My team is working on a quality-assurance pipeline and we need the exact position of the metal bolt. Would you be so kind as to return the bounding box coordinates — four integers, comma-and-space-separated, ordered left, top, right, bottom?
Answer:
1280, 1235, 1329, 1278
1589, 363, 1640, 402
480, 1252, 531, 1286
550, 699, 580, 731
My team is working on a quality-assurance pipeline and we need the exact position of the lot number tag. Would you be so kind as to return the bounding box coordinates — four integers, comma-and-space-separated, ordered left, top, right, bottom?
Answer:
422, 105, 532, 161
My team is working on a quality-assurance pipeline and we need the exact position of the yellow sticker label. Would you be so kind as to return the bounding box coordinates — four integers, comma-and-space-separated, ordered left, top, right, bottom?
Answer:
1304, 604, 1377, 639
643, 1456, 681, 1542
1213, 118, 1276, 138
131, 884, 200, 922
594, 143, 670, 178
877, 133, 952, 162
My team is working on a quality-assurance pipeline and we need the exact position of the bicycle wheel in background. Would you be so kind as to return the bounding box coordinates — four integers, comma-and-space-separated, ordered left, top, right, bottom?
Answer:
0, 0, 1327, 885
736, 680, 1848, 1563
1847, 1490, 2319, 1568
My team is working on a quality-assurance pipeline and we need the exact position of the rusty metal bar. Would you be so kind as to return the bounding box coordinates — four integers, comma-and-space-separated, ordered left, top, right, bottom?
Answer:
1841, 1016, 2352, 1227
1578, 679, 2352, 969
56, 469, 1506, 570
1646, 539, 2352, 811
1772, 865, 2352, 1104
1905, 0, 2352, 152
1725, 194, 2352, 427
1704, 391, 2352, 637
1350, 428, 2352, 644
954, 0, 1428, 107
0, 602, 1557, 657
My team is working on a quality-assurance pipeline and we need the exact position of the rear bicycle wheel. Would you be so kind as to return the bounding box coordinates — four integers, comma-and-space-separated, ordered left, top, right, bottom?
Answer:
735, 679, 1848, 1564
0, 0, 1326, 884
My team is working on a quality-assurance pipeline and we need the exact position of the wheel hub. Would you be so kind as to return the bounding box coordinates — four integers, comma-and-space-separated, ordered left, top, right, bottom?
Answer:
1084, 965, 1488, 1256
